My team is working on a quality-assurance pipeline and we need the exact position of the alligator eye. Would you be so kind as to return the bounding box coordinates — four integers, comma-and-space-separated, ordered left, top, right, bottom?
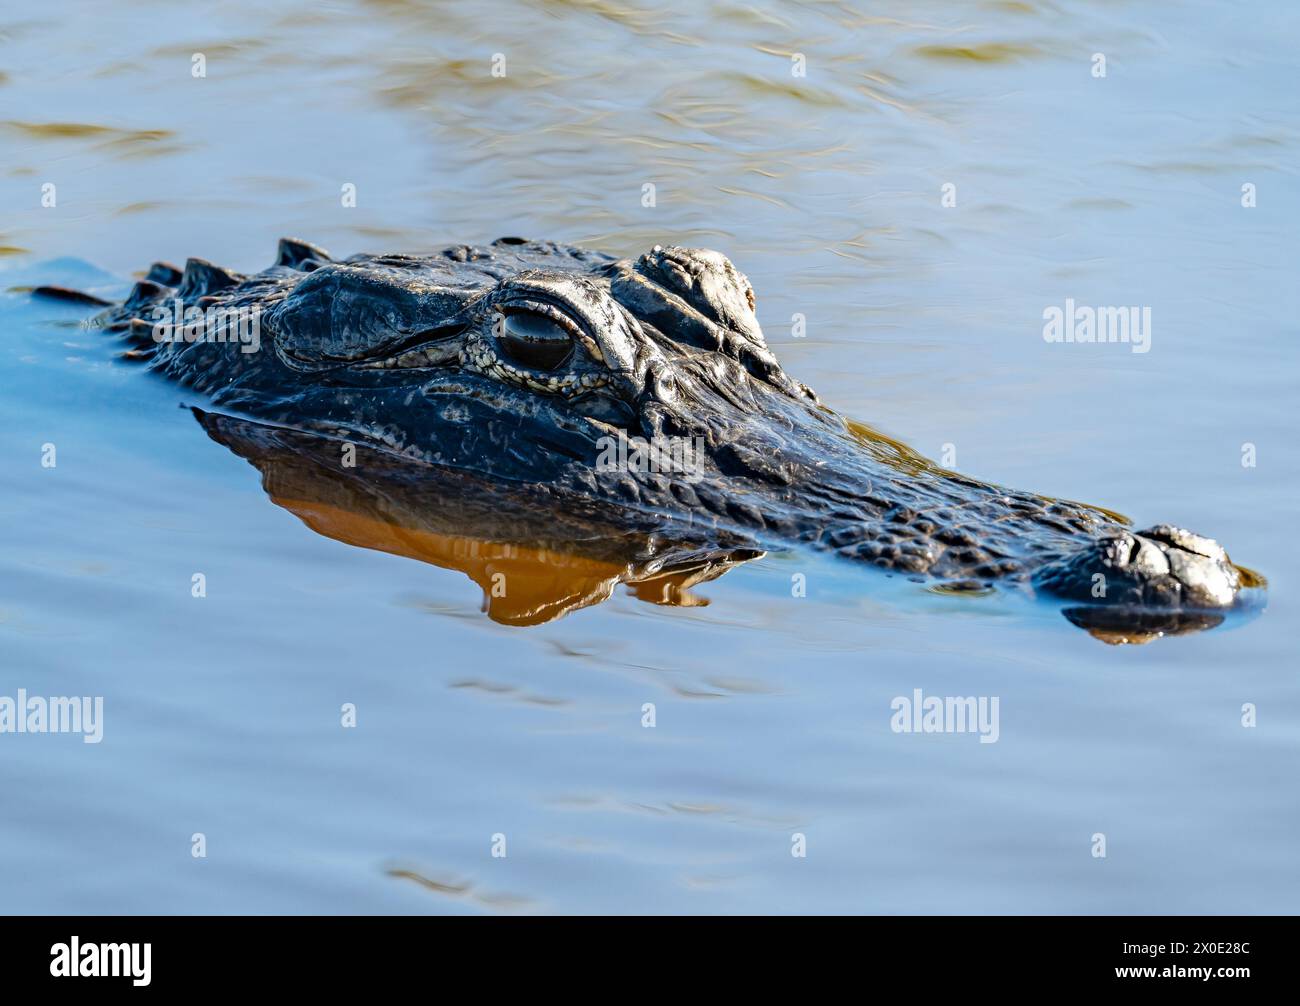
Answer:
497, 310, 574, 371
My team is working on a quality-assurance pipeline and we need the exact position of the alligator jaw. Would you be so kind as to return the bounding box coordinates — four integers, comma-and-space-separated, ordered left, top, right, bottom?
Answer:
736, 413, 1254, 639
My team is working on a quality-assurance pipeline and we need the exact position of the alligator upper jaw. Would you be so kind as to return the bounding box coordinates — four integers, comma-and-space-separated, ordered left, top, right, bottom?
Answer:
751, 420, 1261, 642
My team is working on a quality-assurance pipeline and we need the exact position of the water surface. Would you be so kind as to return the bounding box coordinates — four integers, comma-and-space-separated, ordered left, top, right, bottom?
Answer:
1, 0, 1297, 913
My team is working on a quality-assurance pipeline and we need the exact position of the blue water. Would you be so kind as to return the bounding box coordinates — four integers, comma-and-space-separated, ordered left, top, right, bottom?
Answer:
1, 0, 1297, 913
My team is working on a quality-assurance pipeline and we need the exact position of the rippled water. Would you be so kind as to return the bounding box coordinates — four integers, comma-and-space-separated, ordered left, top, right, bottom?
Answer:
2, 0, 1297, 913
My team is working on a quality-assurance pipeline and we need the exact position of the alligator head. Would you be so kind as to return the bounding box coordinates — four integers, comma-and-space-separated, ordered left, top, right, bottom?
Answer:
68, 238, 1262, 639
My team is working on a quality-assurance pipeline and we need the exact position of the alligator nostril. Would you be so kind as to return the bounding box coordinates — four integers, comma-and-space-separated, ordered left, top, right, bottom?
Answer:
1135, 524, 1228, 562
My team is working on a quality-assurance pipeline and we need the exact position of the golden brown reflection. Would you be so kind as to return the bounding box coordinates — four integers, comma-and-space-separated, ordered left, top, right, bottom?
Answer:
385, 866, 534, 910
2, 120, 184, 160
275, 492, 741, 625
195, 410, 762, 627
1062, 607, 1226, 646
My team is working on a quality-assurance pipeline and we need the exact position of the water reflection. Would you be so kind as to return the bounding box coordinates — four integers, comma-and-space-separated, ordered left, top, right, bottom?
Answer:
195, 408, 763, 626
0, 0, 1291, 915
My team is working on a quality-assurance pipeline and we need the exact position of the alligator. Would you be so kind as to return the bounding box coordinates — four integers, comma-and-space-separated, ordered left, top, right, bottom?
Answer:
37, 238, 1262, 638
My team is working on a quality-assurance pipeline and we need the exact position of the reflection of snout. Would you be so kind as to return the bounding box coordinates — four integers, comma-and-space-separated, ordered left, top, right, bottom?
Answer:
1034, 524, 1243, 609
1062, 606, 1226, 646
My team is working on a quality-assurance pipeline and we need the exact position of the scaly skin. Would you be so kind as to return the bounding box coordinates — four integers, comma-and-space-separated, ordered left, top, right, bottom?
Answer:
66, 237, 1251, 628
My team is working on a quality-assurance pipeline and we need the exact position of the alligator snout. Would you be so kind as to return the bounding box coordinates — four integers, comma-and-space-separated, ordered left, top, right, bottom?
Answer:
1033, 524, 1241, 610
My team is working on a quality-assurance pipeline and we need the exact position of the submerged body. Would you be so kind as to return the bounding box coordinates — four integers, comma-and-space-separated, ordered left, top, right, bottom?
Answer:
56, 237, 1254, 634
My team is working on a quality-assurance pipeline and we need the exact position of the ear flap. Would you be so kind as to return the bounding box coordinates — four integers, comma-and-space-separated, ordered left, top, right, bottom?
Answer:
267, 264, 468, 367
